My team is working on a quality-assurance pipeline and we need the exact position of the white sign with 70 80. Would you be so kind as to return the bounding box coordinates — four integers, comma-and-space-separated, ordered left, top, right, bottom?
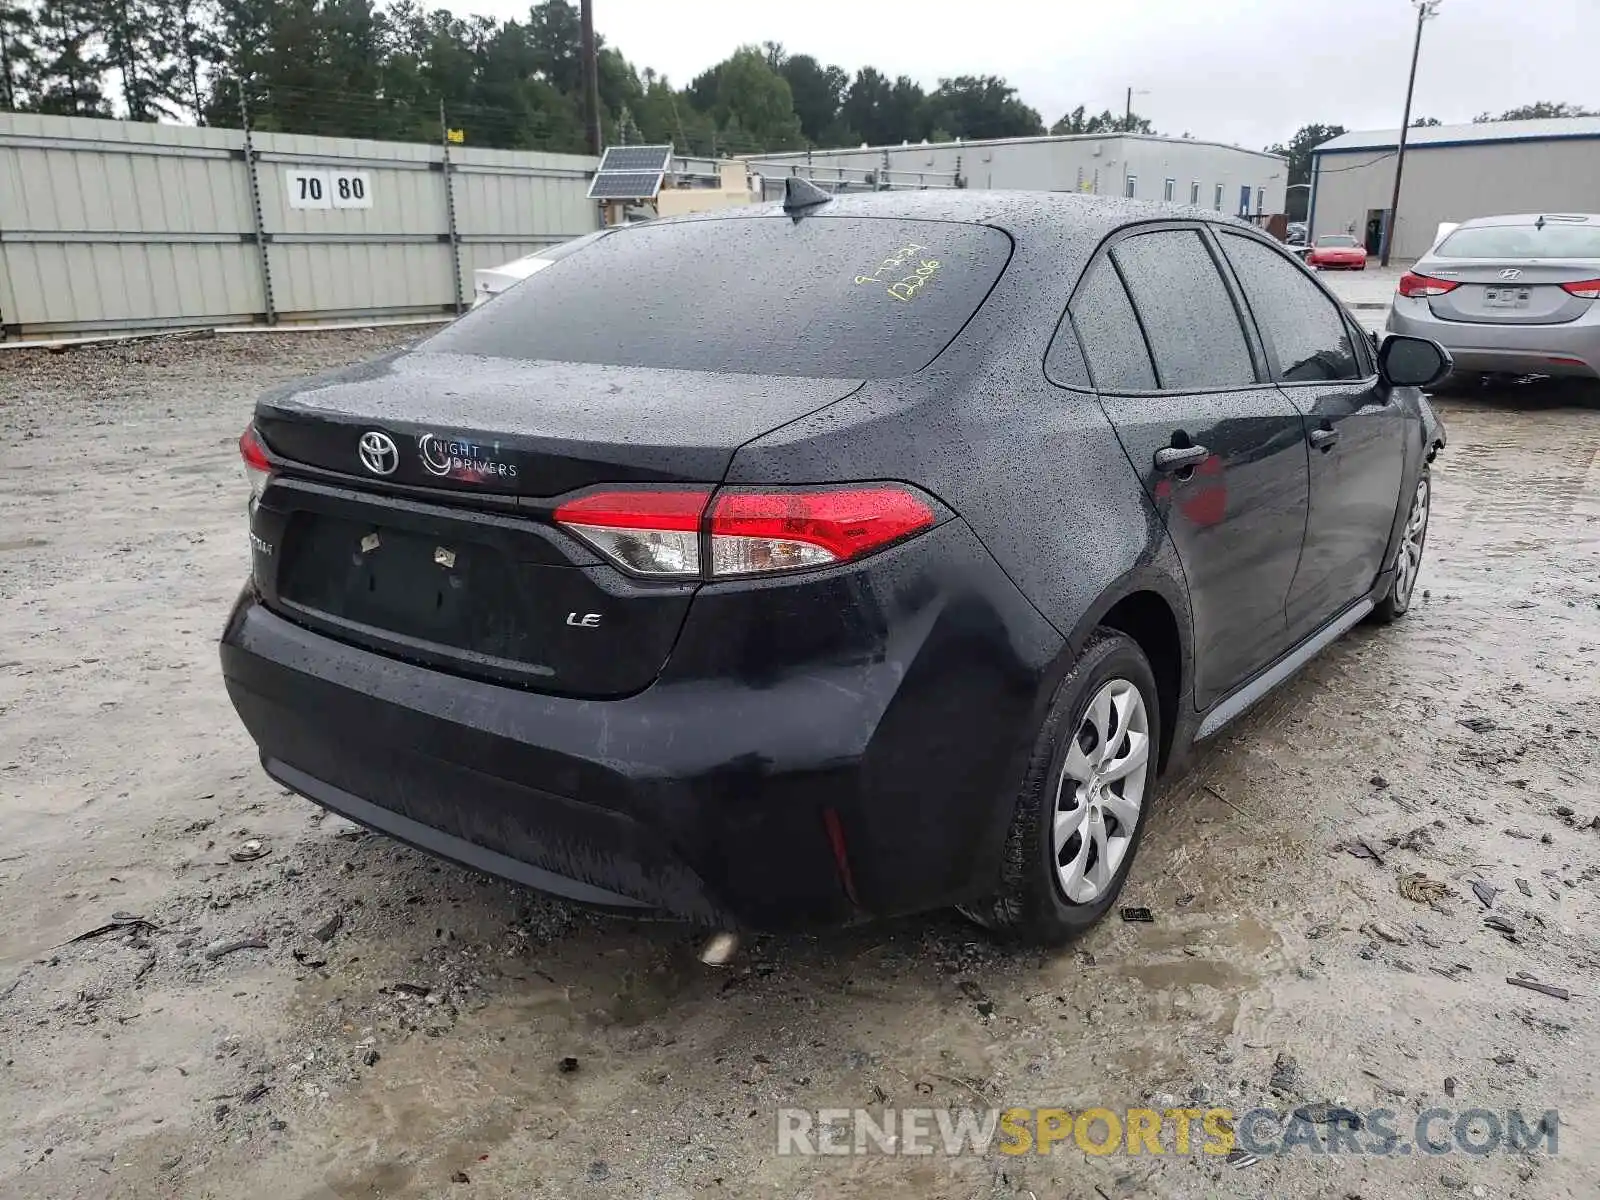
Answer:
285, 168, 373, 210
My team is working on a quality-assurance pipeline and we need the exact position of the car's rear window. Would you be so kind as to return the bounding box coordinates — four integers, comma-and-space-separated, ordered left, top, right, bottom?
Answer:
1317, 235, 1357, 247
1437, 223, 1600, 259
427, 216, 1011, 378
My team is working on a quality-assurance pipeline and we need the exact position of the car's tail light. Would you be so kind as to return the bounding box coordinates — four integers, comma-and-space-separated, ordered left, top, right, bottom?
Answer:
707, 487, 937, 576
1559, 279, 1600, 299
553, 489, 710, 577
554, 484, 939, 579
239, 425, 273, 505
1397, 272, 1459, 298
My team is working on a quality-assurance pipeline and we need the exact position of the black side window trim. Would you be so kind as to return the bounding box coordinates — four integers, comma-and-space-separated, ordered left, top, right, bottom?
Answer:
1045, 300, 1093, 388
1105, 253, 1162, 387
1060, 253, 1160, 392
1212, 227, 1378, 386
1068, 222, 1271, 396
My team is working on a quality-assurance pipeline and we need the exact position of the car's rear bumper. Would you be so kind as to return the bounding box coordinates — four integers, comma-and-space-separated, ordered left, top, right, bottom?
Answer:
1388, 297, 1600, 378
219, 519, 1064, 929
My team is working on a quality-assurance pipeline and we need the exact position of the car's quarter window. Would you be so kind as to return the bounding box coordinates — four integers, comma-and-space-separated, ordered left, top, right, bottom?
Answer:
1065, 261, 1156, 391
427, 216, 1012, 379
1218, 232, 1362, 383
1109, 229, 1256, 390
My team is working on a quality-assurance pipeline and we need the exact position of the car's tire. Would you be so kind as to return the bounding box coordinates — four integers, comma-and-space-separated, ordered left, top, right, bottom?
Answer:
960, 630, 1161, 945
1371, 467, 1430, 625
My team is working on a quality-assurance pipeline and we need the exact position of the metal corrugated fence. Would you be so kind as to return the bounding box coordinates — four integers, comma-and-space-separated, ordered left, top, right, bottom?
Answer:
0, 113, 599, 339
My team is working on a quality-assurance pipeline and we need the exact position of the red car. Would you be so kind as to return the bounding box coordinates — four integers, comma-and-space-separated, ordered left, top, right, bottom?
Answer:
1307, 234, 1368, 270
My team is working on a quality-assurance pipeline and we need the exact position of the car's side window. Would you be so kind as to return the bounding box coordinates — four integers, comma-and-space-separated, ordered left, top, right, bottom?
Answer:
1217, 232, 1363, 383
1067, 260, 1156, 391
1110, 230, 1257, 390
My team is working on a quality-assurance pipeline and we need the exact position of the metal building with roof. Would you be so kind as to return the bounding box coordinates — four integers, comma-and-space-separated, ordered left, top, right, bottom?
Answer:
748, 133, 1288, 223
1308, 117, 1600, 260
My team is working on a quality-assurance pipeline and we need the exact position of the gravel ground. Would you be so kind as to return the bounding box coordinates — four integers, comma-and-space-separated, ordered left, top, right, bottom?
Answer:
2, 331, 1599, 1200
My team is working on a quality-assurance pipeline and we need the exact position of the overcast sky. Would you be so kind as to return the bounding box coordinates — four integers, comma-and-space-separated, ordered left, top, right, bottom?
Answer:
441, 0, 1595, 149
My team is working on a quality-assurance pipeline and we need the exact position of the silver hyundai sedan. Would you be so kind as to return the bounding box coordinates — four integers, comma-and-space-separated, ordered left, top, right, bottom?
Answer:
1387, 213, 1600, 384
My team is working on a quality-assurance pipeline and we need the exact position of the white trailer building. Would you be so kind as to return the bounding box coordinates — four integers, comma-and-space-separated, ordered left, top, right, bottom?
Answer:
749, 133, 1288, 219
1309, 118, 1600, 261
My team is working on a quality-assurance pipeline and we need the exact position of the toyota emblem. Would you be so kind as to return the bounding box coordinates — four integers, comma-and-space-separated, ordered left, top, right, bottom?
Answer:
1499, 268, 1522, 280
357, 430, 399, 476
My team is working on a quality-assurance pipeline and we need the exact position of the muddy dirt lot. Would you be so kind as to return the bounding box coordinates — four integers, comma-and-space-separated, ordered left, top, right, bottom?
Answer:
2, 331, 1599, 1200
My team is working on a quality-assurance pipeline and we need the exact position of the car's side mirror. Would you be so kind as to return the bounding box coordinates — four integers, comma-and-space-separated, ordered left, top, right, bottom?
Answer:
1378, 334, 1453, 389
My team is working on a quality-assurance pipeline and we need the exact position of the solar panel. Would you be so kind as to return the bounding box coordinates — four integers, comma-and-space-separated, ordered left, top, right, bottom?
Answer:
596, 145, 673, 174
587, 171, 665, 200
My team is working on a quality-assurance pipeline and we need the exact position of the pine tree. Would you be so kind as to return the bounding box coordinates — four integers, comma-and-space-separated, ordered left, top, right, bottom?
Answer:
161, 0, 219, 123
203, 0, 273, 125
319, 0, 388, 138
527, 0, 580, 95
102, 0, 181, 120
32, 0, 110, 116
374, 0, 435, 140
1, 0, 38, 110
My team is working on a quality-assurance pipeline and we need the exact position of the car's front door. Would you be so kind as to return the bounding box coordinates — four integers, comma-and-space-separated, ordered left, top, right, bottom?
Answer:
1071, 226, 1311, 710
1215, 231, 1408, 638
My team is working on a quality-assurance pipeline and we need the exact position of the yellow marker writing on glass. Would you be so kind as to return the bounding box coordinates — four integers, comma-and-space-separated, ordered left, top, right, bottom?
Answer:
887, 260, 941, 302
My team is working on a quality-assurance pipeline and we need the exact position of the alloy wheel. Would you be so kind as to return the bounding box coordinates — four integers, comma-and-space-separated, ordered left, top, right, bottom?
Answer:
1395, 475, 1430, 608
1052, 679, 1151, 905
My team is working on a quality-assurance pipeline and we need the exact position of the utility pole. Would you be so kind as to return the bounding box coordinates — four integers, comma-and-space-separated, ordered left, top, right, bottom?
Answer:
580, 0, 601, 155
1123, 87, 1150, 133
1383, 0, 1442, 266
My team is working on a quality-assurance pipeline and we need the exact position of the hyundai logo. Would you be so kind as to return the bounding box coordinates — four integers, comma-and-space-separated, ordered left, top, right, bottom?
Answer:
357, 430, 399, 476
1499, 268, 1522, 280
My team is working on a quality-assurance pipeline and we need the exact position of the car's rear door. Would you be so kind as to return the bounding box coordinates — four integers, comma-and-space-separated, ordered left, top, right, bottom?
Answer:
1071, 225, 1310, 710
1214, 230, 1405, 638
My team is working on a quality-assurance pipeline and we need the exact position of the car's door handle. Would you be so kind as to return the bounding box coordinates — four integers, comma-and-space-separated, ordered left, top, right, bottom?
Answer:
1154, 445, 1209, 473
1309, 427, 1339, 452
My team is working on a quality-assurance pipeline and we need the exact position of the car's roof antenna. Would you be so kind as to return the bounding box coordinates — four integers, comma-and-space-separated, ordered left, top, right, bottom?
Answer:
782, 176, 833, 214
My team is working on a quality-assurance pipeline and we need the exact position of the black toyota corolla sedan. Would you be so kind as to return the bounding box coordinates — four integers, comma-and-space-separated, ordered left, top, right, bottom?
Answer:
221, 186, 1449, 944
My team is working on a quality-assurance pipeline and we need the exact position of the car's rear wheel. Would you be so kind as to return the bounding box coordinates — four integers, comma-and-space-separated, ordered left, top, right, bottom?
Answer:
961, 630, 1160, 944
1372, 467, 1430, 624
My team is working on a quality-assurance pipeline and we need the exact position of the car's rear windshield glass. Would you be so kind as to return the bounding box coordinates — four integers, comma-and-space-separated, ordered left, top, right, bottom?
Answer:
1437, 224, 1600, 259
1317, 235, 1356, 247
426, 216, 1011, 378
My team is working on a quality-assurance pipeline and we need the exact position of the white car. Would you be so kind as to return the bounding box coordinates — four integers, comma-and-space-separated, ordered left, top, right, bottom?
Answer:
471, 231, 608, 307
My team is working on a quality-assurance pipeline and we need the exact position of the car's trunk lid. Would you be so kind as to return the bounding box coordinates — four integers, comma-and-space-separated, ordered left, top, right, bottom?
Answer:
250, 352, 862, 697
1421, 258, 1600, 325
255, 351, 863, 495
